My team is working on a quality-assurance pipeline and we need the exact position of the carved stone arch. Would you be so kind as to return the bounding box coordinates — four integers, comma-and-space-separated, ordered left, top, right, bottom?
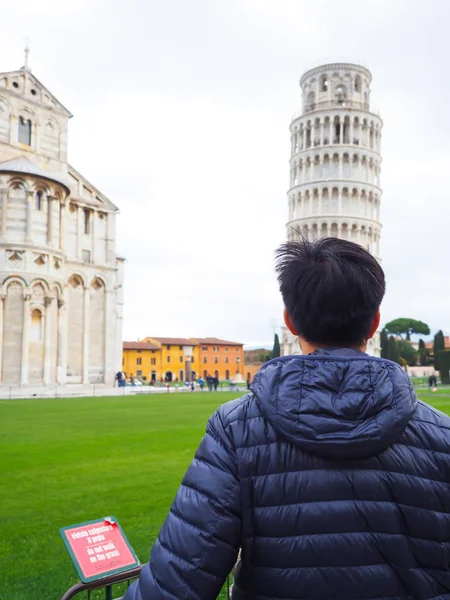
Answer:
68, 273, 85, 288
43, 116, 61, 134
31, 281, 48, 298
4, 276, 27, 291
8, 177, 28, 192
32, 181, 51, 194
17, 105, 37, 120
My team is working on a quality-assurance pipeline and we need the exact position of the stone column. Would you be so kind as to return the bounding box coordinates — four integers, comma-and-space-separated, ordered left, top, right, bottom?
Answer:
56, 299, 67, 385
0, 293, 5, 384
43, 296, 53, 385
104, 289, 114, 386
82, 286, 90, 384
26, 190, 34, 242
0, 189, 8, 238
320, 121, 324, 146
21, 294, 31, 385
77, 205, 82, 260
59, 202, 66, 251
339, 117, 344, 144
91, 210, 95, 264
47, 195, 55, 245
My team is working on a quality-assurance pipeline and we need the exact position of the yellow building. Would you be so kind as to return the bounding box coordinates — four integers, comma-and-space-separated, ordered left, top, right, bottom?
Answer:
123, 336, 247, 383
122, 341, 162, 381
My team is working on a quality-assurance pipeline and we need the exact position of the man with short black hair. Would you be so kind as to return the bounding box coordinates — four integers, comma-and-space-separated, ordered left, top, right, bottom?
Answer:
126, 238, 450, 599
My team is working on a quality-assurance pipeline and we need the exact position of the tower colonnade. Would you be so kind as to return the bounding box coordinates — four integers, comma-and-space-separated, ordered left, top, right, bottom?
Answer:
281, 62, 383, 356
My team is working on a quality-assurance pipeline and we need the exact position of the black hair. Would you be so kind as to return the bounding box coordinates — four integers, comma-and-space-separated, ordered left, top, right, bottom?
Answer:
275, 236, 385, 347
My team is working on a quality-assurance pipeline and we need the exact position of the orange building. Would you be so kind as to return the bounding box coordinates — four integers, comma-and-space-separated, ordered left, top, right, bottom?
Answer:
194, 337, 245, 381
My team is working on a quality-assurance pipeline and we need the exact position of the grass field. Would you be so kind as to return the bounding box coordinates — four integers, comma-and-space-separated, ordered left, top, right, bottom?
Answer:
1, 387, 450, 600
0, 391, 243, 600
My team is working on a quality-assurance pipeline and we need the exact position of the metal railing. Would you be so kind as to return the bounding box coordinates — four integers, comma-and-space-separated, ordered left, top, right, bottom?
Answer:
61, 566, 143, 600
61, 568, 233, 599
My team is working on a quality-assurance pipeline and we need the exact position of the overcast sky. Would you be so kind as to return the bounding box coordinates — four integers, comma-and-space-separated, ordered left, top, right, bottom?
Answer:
1, 0, 449, 347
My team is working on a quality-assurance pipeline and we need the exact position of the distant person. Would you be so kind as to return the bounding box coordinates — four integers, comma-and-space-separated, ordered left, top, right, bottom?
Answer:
115, 371, 122, 387
206, 374, 213, 391
119, 372, 126, 388
124, 236, 450, 599
130, 374, 136, 387
246, 376, 251, 390
191, 380, 195, 391
213, 376, 219, 391
197, 377, 204, 391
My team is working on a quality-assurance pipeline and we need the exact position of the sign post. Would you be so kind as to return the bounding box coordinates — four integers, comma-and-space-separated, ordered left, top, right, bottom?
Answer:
60, 517, 140, 585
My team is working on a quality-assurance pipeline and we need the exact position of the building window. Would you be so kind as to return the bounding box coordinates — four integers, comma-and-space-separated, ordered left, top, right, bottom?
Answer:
225, 357, 229, 364
83, 209, 90, 234
203, 357, 207, 364
151, 350, 155, 354
236, 347, 239, 352
167, 356, 171, 363
180, 356, 183, 363
81, 250, 91, 264
137, 358, 142, 365
18, 117, 32, 145
136, 370, 142, 376
202, 346, 208, 351
203, 370, 207, 379
214, 357, 218, 364
214, 346, 218, 352
179, 345, 183, 350
225, 347, 228, 352
30, 309, 43, 342
151, 358, 156, 365
35, 191, 43, 211
166, 344, 171, 350
137, 350, 141, 353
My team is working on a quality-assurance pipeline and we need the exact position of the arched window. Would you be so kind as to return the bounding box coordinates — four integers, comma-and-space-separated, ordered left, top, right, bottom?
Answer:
307, 91, 315, 110
83, 209, 90, 234
320, 74, 328, 92
203, 356, 207, 363
31, 309, 43, 342
18, 117, 32, 145
35, 191, 43, 211
355, 75, 362, 92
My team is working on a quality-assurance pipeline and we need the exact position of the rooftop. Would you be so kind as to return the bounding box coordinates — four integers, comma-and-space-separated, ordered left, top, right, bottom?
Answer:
123, 342, 160, 351
0, 157, 70, 193
193, 337, 243, 346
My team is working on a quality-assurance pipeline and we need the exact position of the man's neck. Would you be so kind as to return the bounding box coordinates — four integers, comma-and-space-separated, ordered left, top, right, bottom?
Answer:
298, 338, 367, 355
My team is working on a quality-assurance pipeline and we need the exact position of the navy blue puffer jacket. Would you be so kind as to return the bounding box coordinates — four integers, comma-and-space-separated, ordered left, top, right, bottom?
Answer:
125, 349, 450, 599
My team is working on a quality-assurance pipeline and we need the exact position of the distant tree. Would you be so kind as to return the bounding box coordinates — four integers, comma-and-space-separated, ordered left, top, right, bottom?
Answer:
418, 338, 428, 366
397, 339, 418, 367
438, 350, 450, 384
386, 336, 401, 365
271, 333, 281, 359
384, 318, 430, 341
380, 329, 388, 359
434, 330, 445, 370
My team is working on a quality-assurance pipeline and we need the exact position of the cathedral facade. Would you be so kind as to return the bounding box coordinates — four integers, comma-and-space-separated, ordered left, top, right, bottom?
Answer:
0, 60, 123, 387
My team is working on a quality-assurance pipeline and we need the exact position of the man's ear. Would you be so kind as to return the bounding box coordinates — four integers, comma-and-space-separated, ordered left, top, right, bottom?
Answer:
367, 310, 381, 339
283, 307, 298, 336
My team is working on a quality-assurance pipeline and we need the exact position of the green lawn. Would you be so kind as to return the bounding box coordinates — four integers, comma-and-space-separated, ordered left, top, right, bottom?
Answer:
0, 392, 243, 600
2, 388, 450, 600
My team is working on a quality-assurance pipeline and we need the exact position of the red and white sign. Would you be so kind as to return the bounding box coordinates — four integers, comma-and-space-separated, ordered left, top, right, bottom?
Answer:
61, 518, 139, 582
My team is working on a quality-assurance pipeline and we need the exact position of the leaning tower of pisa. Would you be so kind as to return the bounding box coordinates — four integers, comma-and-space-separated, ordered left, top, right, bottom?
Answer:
281, 63, 383, 356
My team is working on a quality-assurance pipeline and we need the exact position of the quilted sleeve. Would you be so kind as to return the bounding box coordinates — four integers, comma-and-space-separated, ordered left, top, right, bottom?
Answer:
124, 409, 241, 599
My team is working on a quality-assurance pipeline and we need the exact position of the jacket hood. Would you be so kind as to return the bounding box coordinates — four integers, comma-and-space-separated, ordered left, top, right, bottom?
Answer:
251, 349, 417, 459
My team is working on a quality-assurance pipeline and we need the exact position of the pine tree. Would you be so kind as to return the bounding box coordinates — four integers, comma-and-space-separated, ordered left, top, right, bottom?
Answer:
386, 336, 401, 365
380, 329, 388, 358
434, 330, 445, 370
272, 333, 281, 359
